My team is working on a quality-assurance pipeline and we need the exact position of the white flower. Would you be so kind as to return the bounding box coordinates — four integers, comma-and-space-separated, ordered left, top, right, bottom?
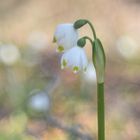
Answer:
61, 46, 88, 73
0, 44, 20, 65
82, 62, 96, 83
54, 24, 78, 52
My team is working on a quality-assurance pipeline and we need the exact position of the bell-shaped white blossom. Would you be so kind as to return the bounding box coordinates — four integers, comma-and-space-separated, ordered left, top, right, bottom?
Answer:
54, 24, 78, 52
0, 44, 20, 65
82, 62, 96, 83
61, 46, 88, 73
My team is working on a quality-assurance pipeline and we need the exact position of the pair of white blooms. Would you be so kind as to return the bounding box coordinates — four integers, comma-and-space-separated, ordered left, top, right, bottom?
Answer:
54, 24, 88, 73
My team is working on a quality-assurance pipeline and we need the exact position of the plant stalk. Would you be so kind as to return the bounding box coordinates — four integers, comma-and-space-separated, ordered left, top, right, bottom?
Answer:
97, 82, 105, 140
86, 20, 97, 40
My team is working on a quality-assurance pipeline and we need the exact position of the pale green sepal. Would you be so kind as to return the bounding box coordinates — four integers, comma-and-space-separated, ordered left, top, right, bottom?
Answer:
92, 38, 106, 83
77, 37, 86, 47
74, 19, 88, 29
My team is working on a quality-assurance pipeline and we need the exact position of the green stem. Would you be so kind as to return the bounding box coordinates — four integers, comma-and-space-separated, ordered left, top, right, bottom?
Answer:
84, 36, 93, 45
97, 82, 105, 140
86, 20, 97, 40
76, 19, 105, 140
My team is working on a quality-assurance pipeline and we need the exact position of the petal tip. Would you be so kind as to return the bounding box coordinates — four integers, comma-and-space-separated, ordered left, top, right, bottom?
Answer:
61, 59, 67, 69
73, 66, 79, 74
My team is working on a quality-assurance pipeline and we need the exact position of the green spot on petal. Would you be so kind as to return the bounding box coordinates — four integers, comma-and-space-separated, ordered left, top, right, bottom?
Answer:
61, 59, 67, 69
73, 66, 79, 73
62, 59, 67, 67
57, 46, 64, 52
53, 36, 57, 43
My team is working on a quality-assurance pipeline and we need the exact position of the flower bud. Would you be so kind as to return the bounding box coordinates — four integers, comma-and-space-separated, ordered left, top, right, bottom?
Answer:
92, 39, 106, 83
77, 38, 86, 47
74, 19, 88, 29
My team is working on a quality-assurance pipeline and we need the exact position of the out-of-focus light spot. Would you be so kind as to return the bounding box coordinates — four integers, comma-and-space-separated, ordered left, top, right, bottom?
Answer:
116, 36, 139, 59
27, 31, 48, 51
82, 62, 96, 83
0, 44, 20, 65
28, 91, 50, 112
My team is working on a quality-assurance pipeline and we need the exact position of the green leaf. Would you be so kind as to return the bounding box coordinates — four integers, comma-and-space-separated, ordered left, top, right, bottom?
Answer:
92, 38, 106, 83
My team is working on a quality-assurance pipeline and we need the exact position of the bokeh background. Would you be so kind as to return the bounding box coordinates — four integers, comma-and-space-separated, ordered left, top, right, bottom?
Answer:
0, 0, 140, 140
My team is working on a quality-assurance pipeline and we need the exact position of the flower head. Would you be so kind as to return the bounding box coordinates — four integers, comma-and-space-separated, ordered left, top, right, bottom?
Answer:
61, 46, 88, 73
53, 24, 78, 52
82, 62, 96, 83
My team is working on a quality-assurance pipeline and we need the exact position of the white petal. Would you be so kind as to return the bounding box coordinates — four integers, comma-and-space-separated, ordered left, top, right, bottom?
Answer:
60, 46, 88, 73
54, 24, 78, 51
54, 25, 66, 40
82, 62, 96, 82
80, 48, 88, 70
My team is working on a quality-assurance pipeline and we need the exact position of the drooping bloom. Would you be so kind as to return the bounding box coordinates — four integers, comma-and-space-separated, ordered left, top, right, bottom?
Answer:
82, 62, 96, 83
61, 46, 88, 73
53, 24, 78, 52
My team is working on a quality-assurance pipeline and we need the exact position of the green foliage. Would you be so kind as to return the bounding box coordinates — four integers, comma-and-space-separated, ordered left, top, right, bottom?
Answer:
92, 39, 106, 83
